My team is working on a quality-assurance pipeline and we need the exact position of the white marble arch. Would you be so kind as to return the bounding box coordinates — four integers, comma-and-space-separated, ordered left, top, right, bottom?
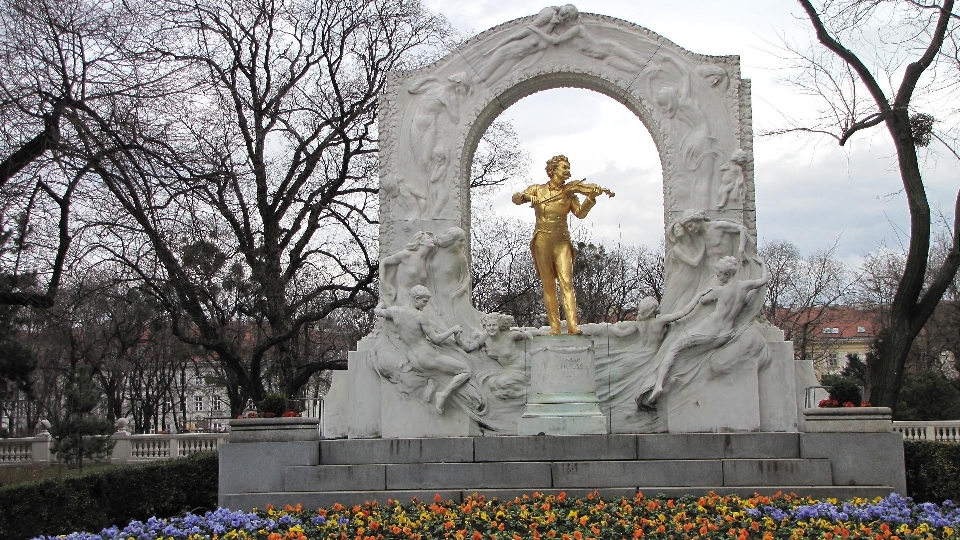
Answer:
344, 6, 802, 438
378, 6, 756, 259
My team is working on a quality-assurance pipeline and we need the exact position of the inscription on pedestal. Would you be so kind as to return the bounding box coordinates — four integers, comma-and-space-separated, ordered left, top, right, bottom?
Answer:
519, 335, 608, 435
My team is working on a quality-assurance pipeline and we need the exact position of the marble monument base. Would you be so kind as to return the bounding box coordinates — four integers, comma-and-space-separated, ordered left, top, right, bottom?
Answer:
518, 335, 608, 435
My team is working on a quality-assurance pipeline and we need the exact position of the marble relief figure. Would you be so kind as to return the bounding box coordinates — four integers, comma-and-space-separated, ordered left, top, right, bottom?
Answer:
661, 209, 757, 314
474, 6, 564, 82
427, 226, 481, 331
461, 312, 531, 401
378, 231, 436, 309
381, 174, 427, 220
717, 149, 748, 209
652, 56, 723, 210
641, 257, 769, 406
374, 285, 471, 415
526, 4, 650, 74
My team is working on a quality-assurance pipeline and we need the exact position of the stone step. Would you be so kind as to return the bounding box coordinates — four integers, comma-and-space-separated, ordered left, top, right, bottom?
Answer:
222, 485, 896, 512
285, 458, 832, 492
317, 433, 802, 465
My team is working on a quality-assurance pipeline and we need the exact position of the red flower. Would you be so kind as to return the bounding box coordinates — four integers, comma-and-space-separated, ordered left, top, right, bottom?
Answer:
843, 402, 855, 407
282, 411, 302, 417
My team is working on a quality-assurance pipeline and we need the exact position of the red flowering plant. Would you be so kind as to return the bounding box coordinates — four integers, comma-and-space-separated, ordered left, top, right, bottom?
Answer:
236, 393, 303, 419
818, 378, 872, 407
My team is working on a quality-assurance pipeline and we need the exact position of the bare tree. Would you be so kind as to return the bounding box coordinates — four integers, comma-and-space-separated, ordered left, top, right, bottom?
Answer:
471, 212, 544, 326
762, 239, 857, 363
785, 0, 960, 408
0, 0, 189, 308
70, 0, 453, 414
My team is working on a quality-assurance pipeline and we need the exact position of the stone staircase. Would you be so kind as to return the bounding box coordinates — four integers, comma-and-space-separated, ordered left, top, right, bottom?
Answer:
219, 430, 905, 510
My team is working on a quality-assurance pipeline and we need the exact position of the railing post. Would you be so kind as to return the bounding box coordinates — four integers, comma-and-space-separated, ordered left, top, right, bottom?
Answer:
112, 433, 131, 464
31, 434, 52, 464
112, 419, 133, 464
169, 436, 180, 458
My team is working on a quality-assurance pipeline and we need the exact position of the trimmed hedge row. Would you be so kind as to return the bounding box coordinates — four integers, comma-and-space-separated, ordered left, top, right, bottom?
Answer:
903, 439, 960, 503
0, 451, 217, 540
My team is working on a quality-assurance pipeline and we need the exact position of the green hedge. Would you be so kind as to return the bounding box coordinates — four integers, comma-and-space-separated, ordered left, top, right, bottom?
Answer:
904, 439, 960, 503
0, 451, 217, 540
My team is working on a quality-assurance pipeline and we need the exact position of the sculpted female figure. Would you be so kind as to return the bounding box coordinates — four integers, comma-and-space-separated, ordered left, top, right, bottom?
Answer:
660, 210, 756, 313
474, 6, 563, 82
378, 231, 436, 308
527, 4, 650, 74
653, 56, 722, 208
407, 72, 469, 171
607, 296, 697, 348
641, 257, 769, 406
428, 226, 479, 329
461, 313, 530, 401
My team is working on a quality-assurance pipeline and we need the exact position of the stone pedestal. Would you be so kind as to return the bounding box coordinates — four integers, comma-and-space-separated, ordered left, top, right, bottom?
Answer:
803, 407, 893, 433
518, 335, 608, 435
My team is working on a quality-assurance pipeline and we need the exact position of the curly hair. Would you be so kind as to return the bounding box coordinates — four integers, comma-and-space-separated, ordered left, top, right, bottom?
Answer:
410, 285, 432, 299
716, 256, 739, 275
545, 154, 569, 177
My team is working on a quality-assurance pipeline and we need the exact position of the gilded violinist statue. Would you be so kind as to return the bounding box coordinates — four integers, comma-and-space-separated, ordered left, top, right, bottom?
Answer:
512, 155, 614, 334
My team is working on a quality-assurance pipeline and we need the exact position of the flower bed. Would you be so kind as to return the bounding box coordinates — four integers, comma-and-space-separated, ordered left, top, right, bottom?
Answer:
32, 491, 960, 540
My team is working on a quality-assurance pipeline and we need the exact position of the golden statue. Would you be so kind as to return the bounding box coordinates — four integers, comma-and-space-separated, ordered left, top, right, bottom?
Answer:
512, 155, 614, 334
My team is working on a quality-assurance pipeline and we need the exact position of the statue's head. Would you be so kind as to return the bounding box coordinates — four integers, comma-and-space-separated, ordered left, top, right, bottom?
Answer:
676, 209, 707, 235
558, 4, 579, 23
715, 256, 739, 283
410, 285, 432, 308
637, 296, 660, 320
405, 231, 436, 250
656, 86, 679, 117
695, 64, 730, 92
533, 5, 560, 27
481, 312, 502, 335
436, 226, 466, 248
545, 154, 570, 180
730, 148, 749, 164
447, 72, 468, 95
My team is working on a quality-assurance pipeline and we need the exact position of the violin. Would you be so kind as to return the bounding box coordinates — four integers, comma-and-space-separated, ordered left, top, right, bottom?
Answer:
534, 178, 615, 206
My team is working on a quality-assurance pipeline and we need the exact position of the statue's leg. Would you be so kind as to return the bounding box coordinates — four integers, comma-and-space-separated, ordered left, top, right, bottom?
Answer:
555, 240, 580, 334
435, 372, 471, 415
532, 237, 562, 334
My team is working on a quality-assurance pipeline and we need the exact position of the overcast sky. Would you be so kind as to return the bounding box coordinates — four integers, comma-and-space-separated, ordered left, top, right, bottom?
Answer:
419, 1, 958, 262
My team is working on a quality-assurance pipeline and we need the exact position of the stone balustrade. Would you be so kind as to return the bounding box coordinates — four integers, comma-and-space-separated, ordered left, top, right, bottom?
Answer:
0, 431, 227, 466
893, 420, 960, 442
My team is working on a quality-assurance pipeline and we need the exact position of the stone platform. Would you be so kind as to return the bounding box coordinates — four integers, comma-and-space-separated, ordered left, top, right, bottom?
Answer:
219, 427, 906, 511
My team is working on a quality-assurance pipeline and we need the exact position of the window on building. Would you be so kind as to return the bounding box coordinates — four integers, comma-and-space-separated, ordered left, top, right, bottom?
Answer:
828, 353, 840, 368
195, 395, 204, 412
213, 397, 222, 411
194, 375, 203, 386
822, 327, 840, 334
857, 326, 866, 333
